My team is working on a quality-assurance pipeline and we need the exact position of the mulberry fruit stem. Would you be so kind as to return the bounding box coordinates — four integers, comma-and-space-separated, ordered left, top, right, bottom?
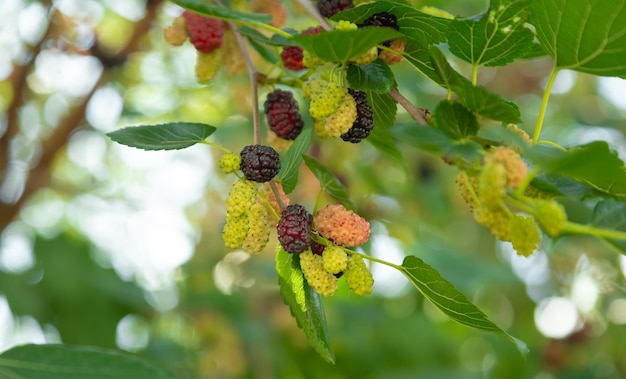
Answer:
256, 187, 282, 221
200, 140, 230, 153
269, 181, 288, 210
561, 222, 626, 242
513, 167, 539, 198
533, 66, 560, 143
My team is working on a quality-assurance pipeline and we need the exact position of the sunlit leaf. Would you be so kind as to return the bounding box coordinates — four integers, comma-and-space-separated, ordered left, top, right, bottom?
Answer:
276, 245, 335, 363
400, 256, 528, 356
291, 28, 402, 63
169, 0, 272, 23
302, 155, 356, 211
346, 60, 395, 93
531, 0, 626, 77
0, 344, 173, 379
106, 123, 216, 151
447, 0, 534, 67
278, 127, 313, 194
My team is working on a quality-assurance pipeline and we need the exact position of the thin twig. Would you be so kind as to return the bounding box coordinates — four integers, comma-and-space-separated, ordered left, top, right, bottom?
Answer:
291, 0, 332, 30
389, 88, 428, 125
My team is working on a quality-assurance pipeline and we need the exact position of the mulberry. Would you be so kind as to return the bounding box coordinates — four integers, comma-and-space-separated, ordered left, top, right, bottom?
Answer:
345, 255, 374, 295
182, 11, 224, 53
225, 179, 257, 217
484, 146, 527, 189
164, 16, 188, 46
242, 203, 271, 254
281, 46, 305, 71
359, 12, 399, 30
300, 250, 338, 297
309, 82, 345, 120
317, 0, 354, 18
264, 89, 304, 140
277, 204, 313, 253
222, 214, 249, 249
455, 171, 479, 210
313, 204, 370, 247
325, 90, 357, 137
379, 38, 406, 65
219, 152, 241, 174
251, 0, 287, 28
322, 245, 348, 274
240, 144, 281, 183
533, 199, 567, 237
341, 89, 374, 143
509, 215, 540, 257
478, 162, 507, 208
474, 206, 512, 241
195, 50, 222, 83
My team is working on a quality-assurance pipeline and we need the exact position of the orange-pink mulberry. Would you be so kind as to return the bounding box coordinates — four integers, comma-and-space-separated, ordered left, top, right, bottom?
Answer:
313, 204, 370, 247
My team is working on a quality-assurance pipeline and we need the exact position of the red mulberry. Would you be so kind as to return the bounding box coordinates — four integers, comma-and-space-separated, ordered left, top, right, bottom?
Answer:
264, 89, 304, 140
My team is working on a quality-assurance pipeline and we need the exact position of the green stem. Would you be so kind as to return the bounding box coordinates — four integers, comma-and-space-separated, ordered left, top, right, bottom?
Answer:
471, 64, 478, 86
241, 20, 292, 38
200, 140, 231, 153
562, 222, 626, 242
313, 188, 324, 214
536, 140, 566, 151
532, 66, 560, 143
257, 189, 281, 221
513, 167, 539, 197
344, 248, 403, 270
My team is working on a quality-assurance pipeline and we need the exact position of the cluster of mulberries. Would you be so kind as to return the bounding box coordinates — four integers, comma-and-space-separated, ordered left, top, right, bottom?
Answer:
164, 11, 250, 83
222, 179, 271, 253
313, 204, 371, 247
305, 79, 375, 142
300, 244, 373, 297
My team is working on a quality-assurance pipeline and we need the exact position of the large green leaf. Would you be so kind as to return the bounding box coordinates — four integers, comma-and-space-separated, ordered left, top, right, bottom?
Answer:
333, 0, 451, 45
276, 245, 335, 363
591, 200, 626, 253
529, 142, 626, 199
277, 127, 313, 194
0, 344, 173, 379
291, 28, 403, 63
346, 60, 395, 93
106, 123, 216, 151
530, 0, 626, 77
302, 155, 356, 211
434, 100, 479, 139
447, 0, 534, 67
400, 256, 528, 356
169, 0, 272, 23
366, 126, 407, 172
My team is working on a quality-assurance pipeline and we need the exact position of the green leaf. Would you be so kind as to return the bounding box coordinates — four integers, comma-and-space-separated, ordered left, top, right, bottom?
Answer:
0, 344, 173, 379
346, 60, 395, 93
367, 91, 397, 130
246, 35, 279, 64
302, 155, 356, 211
276, 245, 335, 363
591, 200, 626, 253
404, 40, 443, 84
447, 0, 534, 67
169, 0, 272, 23
291, 28, 403, 63
428, 46, 522, 123
529, 142, 626, 199
106, 123, 216, 151
278, 127, 313, 194
400, 256, 528, 356
434, 100, 479, 139
392, 124, 454, 155
237, 26, 292, 47
333, 0, 451, 45
530, 0, 626, 77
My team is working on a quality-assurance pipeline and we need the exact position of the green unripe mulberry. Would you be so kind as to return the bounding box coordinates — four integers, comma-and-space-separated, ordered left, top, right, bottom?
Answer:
509, 215, 540, 257
324, 91, 357, 137
478, 162, 507, 208
474, 206, 512, 242
242, 203, 271, 254
300, 250, 338, 297
222, 214, 249, 249
309, 83, 344, 120
345, 255, 374, 296
225, 179, 256, 217
534, 199, 567, 237
322, 245, 348, 274
219, 152, 241, 174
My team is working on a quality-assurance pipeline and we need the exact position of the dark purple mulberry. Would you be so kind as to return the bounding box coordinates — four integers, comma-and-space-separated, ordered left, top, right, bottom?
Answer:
341, 89, 374, 143
317, 0, 354, 18
264, 89, 304, 140
359, 12, 399, 30
240, 145, 281, 182
277, 204, 313, 253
